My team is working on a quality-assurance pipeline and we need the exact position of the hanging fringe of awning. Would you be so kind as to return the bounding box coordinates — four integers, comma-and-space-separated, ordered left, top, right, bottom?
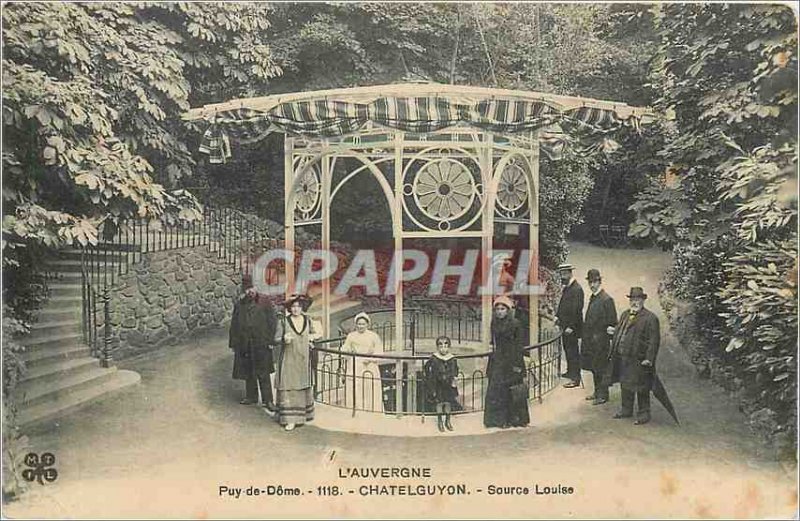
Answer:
198, 97, 641, 164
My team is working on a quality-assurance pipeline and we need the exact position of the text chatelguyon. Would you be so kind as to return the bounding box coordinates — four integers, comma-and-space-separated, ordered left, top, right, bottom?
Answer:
251, 248, 545, 296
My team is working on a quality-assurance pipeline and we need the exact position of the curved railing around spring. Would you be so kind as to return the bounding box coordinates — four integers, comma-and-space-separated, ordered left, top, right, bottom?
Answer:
336, 299, 483, 353
311, 310, 563, 417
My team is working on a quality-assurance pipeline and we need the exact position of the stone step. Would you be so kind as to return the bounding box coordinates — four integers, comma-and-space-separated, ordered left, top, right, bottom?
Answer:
19, 331, 83, 350
17, 369, 141, 428
17, 363, 114, 408
28, 319, 82, 338
20, 343, 91, 365
47, 271, 83, 282
37, 306, 82, 322
47, 282, 83, 297
57, 249, 133, 262
18, 356, 99, 387
77, 242, 141, 253
48, 295, 83, 306
137, 230, 205, 242
46, 258, 123, 274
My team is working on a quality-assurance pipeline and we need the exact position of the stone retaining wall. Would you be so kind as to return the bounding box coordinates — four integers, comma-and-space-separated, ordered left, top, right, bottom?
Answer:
104, 246, 241, 358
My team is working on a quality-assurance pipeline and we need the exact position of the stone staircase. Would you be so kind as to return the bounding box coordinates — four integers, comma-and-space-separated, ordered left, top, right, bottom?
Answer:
13, 235, 362, 427
15, 248, 141, 428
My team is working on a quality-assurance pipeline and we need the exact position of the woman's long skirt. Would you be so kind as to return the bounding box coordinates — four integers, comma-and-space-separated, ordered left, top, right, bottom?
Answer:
483, 371, 530, 428
339, 360, 383, 412
277, 388, 314, 426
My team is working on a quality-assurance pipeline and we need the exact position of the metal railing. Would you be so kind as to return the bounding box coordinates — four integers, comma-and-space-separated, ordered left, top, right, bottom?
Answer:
313, 315, 562, 417
80, 206, 280, 363
337, 299, 484, 353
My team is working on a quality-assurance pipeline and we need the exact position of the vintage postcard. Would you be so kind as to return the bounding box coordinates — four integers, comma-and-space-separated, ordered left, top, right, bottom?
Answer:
2, 2, 797, 519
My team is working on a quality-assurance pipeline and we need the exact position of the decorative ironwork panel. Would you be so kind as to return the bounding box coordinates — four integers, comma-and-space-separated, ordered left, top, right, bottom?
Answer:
292, 158, 322, 223
401, 147, 484, 233
494, 154, 532, 221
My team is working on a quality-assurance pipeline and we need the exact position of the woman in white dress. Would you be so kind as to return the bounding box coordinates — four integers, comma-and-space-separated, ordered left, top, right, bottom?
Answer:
341, 312, 384, 411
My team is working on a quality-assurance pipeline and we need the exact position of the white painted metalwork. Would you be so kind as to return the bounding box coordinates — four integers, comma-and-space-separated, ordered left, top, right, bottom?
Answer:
283, 128, 541, 345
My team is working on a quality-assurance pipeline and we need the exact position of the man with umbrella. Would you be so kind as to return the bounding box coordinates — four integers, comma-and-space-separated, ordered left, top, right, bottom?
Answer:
608, 287, 663, 425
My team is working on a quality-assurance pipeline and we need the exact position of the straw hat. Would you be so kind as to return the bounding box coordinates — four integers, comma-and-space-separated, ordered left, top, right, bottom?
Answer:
493, 295, 515, 310
283, 293, 313, 311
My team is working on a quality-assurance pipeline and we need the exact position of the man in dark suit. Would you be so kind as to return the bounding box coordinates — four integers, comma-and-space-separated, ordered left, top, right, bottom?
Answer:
230, 277, 278, 412
581, 269, 617, 405
609, 287, 660, 425
555, 263, 584, 388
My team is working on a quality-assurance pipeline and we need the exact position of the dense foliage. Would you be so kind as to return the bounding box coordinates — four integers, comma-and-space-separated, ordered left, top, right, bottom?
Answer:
196, 3, 654, 268
2, 3, 284, 257
629, 4, 797, 449
1, 3, 284, 495
2, 306, 30, 501
574, 124, 668, 242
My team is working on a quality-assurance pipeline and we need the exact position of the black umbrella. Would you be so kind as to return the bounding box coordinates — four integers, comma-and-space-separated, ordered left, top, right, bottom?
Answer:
651, 371, 680, 425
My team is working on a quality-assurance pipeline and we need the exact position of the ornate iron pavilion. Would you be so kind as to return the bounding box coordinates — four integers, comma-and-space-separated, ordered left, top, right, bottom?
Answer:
185, 83, 652, 348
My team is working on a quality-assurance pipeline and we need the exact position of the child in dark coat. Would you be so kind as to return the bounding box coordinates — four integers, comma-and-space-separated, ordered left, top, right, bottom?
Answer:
424, 336, 460, 432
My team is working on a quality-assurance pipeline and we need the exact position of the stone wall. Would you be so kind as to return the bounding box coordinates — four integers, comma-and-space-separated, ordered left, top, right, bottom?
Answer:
105, 246, 241, 358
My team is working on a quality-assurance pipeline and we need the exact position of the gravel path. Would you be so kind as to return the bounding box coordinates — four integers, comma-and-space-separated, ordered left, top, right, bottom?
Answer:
6, 243, 796, 519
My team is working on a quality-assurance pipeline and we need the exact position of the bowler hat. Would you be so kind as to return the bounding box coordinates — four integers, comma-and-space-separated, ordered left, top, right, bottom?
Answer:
586, 269, 601, 282
557, 263, 574, 272
626, 287, 647, 299
241, 274, 254, 289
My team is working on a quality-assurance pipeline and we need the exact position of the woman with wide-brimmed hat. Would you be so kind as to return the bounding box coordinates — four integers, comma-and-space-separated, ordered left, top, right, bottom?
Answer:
483, 295, 530, 428
274, 293, 320, 431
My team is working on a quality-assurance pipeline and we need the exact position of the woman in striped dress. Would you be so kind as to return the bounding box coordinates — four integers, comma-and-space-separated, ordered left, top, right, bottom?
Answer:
274, 294, 320, 431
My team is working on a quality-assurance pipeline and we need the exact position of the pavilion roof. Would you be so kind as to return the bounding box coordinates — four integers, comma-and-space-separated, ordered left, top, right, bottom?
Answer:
184, 82, 655, 164
184, 82, 653, 122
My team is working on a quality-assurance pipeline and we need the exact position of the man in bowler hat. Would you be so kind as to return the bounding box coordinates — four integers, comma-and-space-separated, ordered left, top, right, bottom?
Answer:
609, 287, 660, 425
581, 269, 617, 405
555, 263, 584, 388
229, 276, 278, 412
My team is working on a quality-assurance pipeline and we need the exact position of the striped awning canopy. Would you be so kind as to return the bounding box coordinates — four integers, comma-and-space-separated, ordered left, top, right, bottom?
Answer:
184, 83, 654, 163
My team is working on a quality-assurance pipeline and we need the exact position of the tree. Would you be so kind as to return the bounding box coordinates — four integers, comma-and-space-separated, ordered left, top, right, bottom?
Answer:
574, 124, 668, 242
2, 3, 282, 256
628, 4, 797, 450
1, 4, 287, 494
196, 3, 653, 267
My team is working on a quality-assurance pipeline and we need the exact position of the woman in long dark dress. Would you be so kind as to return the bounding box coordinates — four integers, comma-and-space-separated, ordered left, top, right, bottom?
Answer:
483, 296, 530, 428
